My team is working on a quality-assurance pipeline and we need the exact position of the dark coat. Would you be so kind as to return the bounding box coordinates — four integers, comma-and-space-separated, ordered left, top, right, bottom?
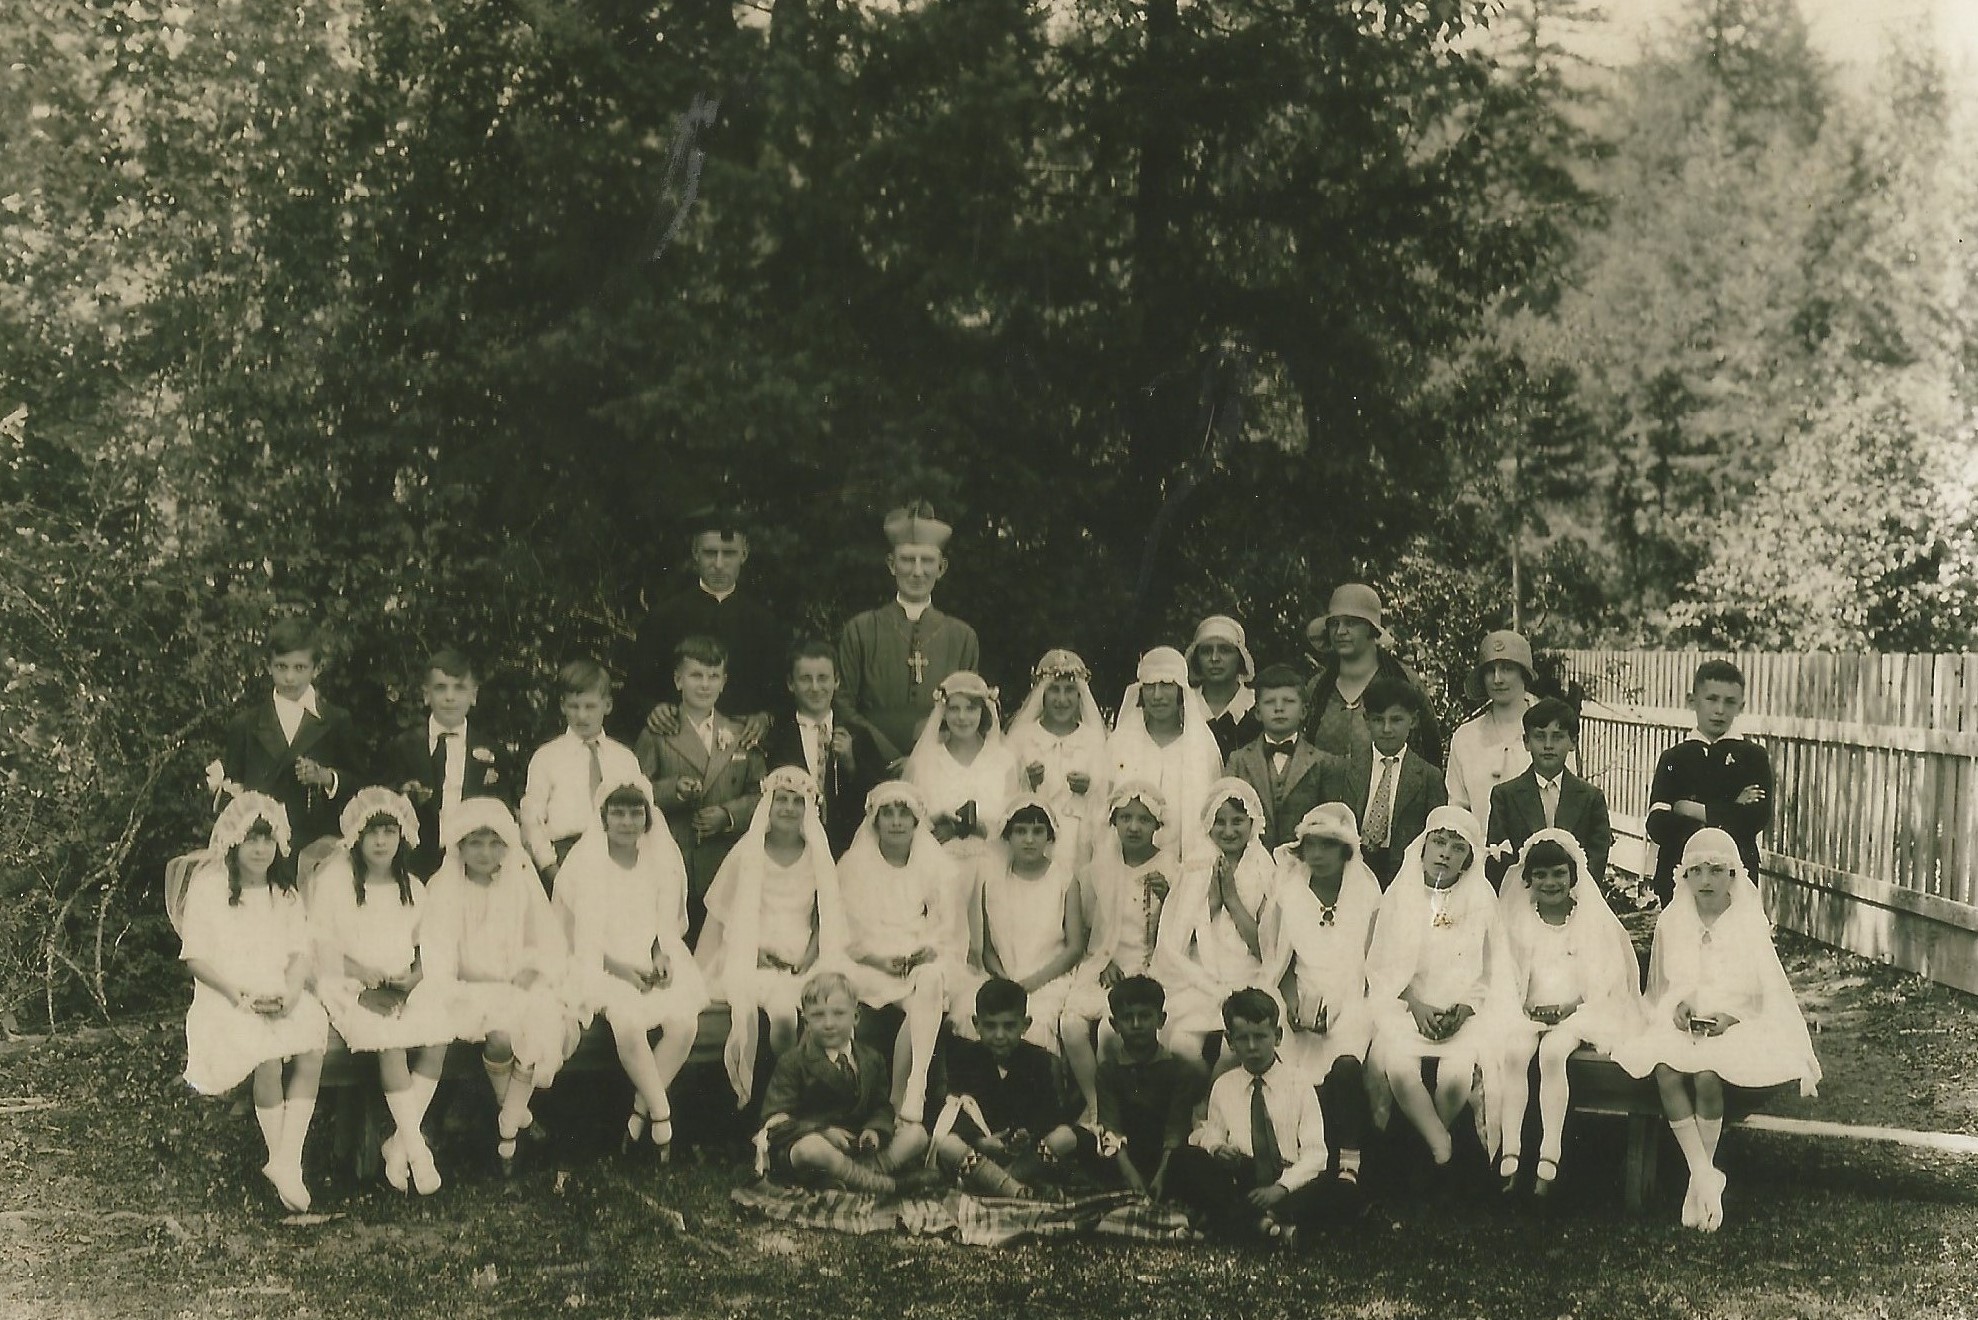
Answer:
1225, 735, 1343, 852
1483, 766, 1612, 889
761, 1034, 897, 1154
377, 722, 517, 876
220, 694, 366, 847
1317, 742, 1447, 886
759, 706, 890, 857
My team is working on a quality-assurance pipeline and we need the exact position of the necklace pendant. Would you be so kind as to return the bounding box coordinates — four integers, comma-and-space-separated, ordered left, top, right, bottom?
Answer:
1432, 910, 1455, 930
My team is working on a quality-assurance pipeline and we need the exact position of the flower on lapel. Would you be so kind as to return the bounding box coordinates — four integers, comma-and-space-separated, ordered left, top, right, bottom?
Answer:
714, 727, 735, 752
483, 769, 500, 787
400, 780, 435, 805
472, 746, 495, 764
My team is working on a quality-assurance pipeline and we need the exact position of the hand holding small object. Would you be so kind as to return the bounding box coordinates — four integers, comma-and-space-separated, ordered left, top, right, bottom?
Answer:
1066, 770, 1091, 794
692, 805, 726, 838
677, 776, 704, 800
1144, 870, 1169, 902
829, 727, 855, 759
1026, 762, 1046, 790
857, 1129, 881, 1155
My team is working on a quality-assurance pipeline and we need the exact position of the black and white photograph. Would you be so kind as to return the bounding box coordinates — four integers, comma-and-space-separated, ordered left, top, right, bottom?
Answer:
4, 0, 1978, 1315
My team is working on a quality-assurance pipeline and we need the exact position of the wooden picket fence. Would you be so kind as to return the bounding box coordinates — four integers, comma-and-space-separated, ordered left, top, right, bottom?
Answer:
1560, 650, 1978, 995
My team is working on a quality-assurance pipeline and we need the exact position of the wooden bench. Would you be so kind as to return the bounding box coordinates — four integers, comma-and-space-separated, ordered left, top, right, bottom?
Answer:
1563, 1047, 1790, 1214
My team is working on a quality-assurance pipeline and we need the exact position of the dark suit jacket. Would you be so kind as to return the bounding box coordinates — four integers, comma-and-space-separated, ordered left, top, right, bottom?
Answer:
1317, 743, 1447, 886
378, 722, 517, 876
760, 707, 889, 858
636, 713, 765, 901
932, 1038, 1080, 1141
1484, 767, 1612, 890
1226, 735, 1342, 851
220, 693, 365, 846
761, 1035, 896, 1151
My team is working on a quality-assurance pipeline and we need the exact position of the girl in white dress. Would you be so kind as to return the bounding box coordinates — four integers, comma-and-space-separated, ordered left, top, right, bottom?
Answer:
1365, 804, 1510, 1171
421, 798, 575, 1175
1061, 780, 1175, 1117
905, 671, 1018, 862
696, 766, 848, 1105
837, 780, 951, 1124
974, 795, 1088, 1051
1005, 649, 1111, 868
178, 793, 328, 1213
1260, 801, 1381, 1184
1614, 828, 1820, 1232
1153, 777, 1277, 1070
1109, 647, 1224, 867
1491, 828, 1642, 1198
553, 773, 708, 1160
308, 787, 454, 1195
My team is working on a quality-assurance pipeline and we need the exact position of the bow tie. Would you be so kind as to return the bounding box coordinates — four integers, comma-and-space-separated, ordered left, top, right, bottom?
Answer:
1267, 739, 1297, 755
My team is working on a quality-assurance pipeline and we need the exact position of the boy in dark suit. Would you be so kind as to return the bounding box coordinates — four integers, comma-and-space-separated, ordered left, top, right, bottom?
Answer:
759, 970, 929, 1194
218, 616, 364, 855
1226, 665, 1342, 851
379, 647, 516, 876
1645, 659, 1772, 906
1317, 675, 1446, 887
929, 978, 1085, 1198
760, 640, 887, 857
1484, 697, 1612, 889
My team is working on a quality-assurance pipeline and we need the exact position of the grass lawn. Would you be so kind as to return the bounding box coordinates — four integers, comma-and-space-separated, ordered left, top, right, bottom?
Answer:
5, 937, 1977, 1320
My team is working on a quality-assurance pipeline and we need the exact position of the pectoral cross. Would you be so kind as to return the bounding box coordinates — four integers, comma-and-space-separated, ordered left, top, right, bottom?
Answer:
907, 649, 929, 685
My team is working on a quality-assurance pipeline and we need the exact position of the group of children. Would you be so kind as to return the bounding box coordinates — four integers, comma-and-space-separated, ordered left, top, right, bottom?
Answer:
178, 604, 1819, 1243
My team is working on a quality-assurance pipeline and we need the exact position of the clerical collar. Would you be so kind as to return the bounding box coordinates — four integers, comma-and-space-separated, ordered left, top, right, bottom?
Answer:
699, 582, 735, 603
896, 596, 932, 622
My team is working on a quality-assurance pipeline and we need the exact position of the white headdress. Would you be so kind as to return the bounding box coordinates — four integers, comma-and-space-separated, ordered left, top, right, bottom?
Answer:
208, 791, 293, 857
696, 765, 848, 1103
338, 786, 421, 852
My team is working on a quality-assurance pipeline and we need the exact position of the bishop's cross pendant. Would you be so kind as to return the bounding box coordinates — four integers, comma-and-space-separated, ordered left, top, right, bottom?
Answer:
907, 649, 929, 685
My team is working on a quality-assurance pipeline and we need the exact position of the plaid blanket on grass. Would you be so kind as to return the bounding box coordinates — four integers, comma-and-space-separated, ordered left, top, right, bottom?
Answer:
731, 1181, 1196, 1246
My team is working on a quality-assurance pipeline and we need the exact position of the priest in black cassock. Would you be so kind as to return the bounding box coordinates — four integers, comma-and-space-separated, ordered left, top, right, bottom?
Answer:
836, 502, 981, 765
623, 513, 787, 744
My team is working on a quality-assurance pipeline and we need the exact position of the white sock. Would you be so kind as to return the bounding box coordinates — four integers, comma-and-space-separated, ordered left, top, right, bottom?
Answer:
277, 1095, 316, 1174
1697, 1116, 1723, 1160
253, 1104, 285, 1163
384, 1087, 428, 1156
1667, 1116, 1711, 1177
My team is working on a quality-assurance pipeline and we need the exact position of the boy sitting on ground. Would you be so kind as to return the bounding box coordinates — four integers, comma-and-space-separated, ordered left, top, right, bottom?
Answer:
929, 978, 1085, 1198
758, 970, 929, 1195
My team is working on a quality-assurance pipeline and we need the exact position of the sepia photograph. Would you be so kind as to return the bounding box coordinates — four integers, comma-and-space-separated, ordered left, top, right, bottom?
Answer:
3, 0, 1978, 1315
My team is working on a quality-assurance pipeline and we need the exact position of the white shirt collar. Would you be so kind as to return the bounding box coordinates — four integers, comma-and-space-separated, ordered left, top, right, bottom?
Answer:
896, 595, 932, 622
1685, 729, 1730, 746
274, 687, 320, 718
1204, 684, 1255, 721
796, 709, 832, 728
1535, 771, 1561, 791
428, 715, 467, 749
1372, 744, 1407, 767
699, 581, 735, 603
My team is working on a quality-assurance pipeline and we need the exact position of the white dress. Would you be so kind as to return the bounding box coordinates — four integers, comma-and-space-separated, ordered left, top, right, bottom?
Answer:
181, 866, 329, 1094
840, 849, 946, 1010
420, 862, 573, 1079
1445, 702, 1536, 817
556, 844, 708, 1035
308, 862, 454, 1052
1005, 721, 1109, 867
978, 853, 1079, 1045
1064, 847, 1175, 1020
1263, 857, 1381, 1081
1154, 845, 1276, 1034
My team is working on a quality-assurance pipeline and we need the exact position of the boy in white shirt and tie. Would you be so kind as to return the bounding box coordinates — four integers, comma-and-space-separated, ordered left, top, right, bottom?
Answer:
1165, 988, 1332, 1245
519, 659, 640, 888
